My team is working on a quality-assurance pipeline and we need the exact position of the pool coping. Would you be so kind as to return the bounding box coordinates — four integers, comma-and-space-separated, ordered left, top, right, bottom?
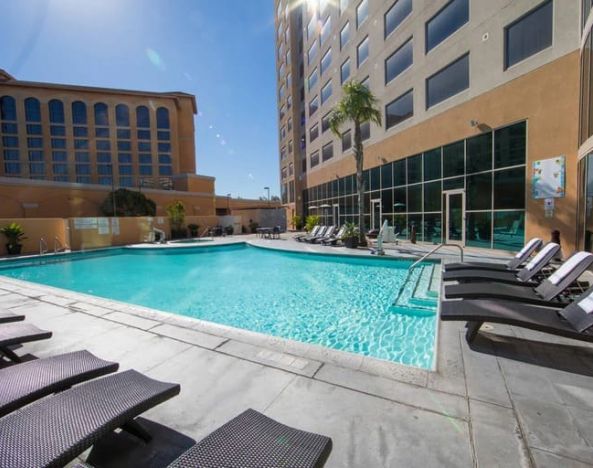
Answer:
0, 237, 440, 385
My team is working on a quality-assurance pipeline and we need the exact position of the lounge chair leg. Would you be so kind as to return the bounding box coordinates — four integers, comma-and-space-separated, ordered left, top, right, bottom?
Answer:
121, 419, 152, 443
0, 346, 22, 363
465, 322, 483, 343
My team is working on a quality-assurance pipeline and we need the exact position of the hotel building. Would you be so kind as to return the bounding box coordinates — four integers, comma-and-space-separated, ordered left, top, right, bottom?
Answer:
0, 70, 276, 219
275, 0, 583, 253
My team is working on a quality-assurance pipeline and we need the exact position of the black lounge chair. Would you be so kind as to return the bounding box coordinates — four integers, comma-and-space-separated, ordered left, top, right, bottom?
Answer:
308, 225, 336, 244
0, 322, 52, 362
0, 350, 118, 417
167, 408, 332, 468
440, 285, 593, 343
442, 242, 560, 286
0, 309, 25, 324
444, 252, 593, 306
321, 226, 346, 246
0, 369, 180, 468
444, 237, 543, 272
296, 225, 323, 242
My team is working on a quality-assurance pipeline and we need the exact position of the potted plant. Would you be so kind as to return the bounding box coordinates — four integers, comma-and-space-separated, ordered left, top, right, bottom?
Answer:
188, 223, 200, 237
0, 223, 27, 255
342, 222, 360, 249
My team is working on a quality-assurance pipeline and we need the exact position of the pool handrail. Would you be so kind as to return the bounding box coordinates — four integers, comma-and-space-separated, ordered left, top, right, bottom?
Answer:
410, 243, 464, 269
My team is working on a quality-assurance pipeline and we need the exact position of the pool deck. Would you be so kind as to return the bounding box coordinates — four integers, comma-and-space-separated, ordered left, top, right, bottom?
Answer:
1, 235, 592, 467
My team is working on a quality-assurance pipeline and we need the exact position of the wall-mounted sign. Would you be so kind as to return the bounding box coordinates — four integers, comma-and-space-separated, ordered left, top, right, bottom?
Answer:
544, 198, 555, 218
73, 218, 98, 230
532, 156, 565, 199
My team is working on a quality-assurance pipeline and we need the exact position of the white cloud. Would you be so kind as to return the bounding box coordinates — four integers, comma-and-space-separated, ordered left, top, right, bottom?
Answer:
248, 173, 254, 180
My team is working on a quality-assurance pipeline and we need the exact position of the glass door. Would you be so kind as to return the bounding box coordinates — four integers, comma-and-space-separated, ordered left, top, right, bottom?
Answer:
332, 204, 340, 226
371, 199, 382, 231
445, 190, 465, 245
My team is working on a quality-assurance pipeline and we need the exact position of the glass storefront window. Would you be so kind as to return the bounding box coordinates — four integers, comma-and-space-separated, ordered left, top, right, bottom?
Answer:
424, 181, 441, 212
407, 154, 422, 184
493, 211, 525, 251
467, 133, 492, 173
443, 141, 464, 177
466, 172, 492, 210
494, 167, 525, 210
423, 213, 442, 244
494, 122, 526, 168
423, 148, 441, 181
466, 212, 492, 249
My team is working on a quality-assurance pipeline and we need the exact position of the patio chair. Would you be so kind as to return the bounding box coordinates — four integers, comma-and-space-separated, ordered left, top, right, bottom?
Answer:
295, 225, 321, 242
308, 225, 336, 244
0, 309, 25, 324
442, 242, 560, 286
0, 350, 118, 417
440, 284, 593, 343
444, 237, 543, 272
0, 369, 180, 468
167, 408, 332, 468
299, 226, 327, 243
0, 322, 52, 363
321, 226, 346, 245
444, 251, 593, 307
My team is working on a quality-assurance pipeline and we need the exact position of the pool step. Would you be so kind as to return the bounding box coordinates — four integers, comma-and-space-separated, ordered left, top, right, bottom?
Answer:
391, 264, 438, 314
427, 263, 442, 298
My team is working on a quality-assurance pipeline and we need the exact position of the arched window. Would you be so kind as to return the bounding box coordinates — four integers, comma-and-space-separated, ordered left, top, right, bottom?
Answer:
48, 99, 65, 123
24, 98, 41, 122
0, 96, 17, 121
72, 101, 87, 125
156, 107, 170, 129
136, 105, 150, 128
94, 103, 109, 126
115, 104, 130, 127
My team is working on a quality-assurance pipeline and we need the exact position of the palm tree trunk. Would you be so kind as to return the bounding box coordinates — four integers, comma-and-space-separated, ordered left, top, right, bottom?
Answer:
353, 121, 366, 246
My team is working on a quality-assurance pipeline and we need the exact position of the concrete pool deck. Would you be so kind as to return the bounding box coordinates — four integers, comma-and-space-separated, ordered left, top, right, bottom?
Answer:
0, 235, 592, 466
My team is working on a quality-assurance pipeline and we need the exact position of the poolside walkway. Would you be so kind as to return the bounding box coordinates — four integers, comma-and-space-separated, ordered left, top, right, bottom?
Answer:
0, 236, 592, 466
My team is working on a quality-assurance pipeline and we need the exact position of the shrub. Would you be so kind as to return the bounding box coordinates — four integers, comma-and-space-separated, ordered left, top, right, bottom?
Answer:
100, 189, 156, 217
305, 215, 321, 232
188, 223, 199, 237
166, 201, 186, 239
292, 215, 304, 230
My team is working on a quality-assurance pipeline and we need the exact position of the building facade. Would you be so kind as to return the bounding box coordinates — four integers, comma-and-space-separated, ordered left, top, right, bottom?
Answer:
275, 0, 582, 252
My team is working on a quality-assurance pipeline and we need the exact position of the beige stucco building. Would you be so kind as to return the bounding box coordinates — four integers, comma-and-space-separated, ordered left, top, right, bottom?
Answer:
276, 0, 584, 254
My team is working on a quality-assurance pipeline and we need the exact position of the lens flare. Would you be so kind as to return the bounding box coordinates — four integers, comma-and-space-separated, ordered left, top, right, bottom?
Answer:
145, 48, 165, 71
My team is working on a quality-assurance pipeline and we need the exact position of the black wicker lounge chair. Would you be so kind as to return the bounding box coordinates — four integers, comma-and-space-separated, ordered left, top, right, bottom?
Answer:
0, 322, 52, 362
444, 252, 593, 306
442, 242, 560, 286
167, 408, 332, 468
296, 225, 322, 242
440, 285, 593, 343
444, 237, 542, 272
0, 309, 25, 324
0, 369, 180, 468
0, 350, 118, 417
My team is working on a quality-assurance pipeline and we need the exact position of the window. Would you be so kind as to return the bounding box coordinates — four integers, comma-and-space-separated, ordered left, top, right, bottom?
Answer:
95, 128, 109, 138
321, 81, 332, 104
137, 129, 150, 140
139, 154, 151, 164
158, 142, 171, 152
584, 0, 593, 30
27, 137, 43, 148
357, 36, 369, 66
308, 41, 319, 64
116, 104, 130, 127
494, 121, 526, 168
52, 151, 67, 162
72, 101, 87, 125
96, 140, 110, 150
117, 141, 131, 151
385, 37, 413, 84
424, 148, 441, 181
281, 146, 287, 160
504, 0, 553, 69
340, 0, 350, 14
361, 121, 370, 141
494, 167, 525, 209
426, 0, 469, 52
309, 96, 319, 116
158, 154, 172, 164
0, 96, 16, 121
50, 125, 65, 136
340, 22, 350, 49
385, 89, 413, 129
442, 140, 465, 178
308, 68, 319, 90
321, 16, 332, 46
322, 142, 334, 161
356, 0, 368, 28
385, 0, 412, 38
426, 53, 469, 108
49, 99, 65, 123
307, 13, 317, 39
119, 129, 132, 139
467, 133, 492, 173
136, 106, 150, 128
321, 49, 332, 76
310, 123, 319, 142
157, 107, 170, 128
94, 103, 109, 126
311, 150, 320, 167
341, 58, 351, 83
25, 98, 41, 122
26, 124, 41, 135
321, 113, 331, 133
342, 129, 352, 151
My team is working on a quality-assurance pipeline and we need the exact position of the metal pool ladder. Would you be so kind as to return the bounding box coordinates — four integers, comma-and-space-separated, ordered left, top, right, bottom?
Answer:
410, 243, 464, 269
54, 237, 70, 253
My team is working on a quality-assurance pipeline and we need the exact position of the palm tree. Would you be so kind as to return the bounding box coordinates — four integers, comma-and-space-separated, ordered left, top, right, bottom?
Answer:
329, 81, 381, 245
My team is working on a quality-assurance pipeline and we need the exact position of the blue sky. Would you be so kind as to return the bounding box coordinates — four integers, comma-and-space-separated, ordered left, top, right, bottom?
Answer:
0, 0, 279, 199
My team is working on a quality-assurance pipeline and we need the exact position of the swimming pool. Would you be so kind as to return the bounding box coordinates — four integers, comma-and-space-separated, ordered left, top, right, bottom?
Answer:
0, 244, 438, 368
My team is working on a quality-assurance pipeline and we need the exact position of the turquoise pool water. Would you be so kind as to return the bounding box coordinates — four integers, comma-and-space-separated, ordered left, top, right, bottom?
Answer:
0, 244, 437, 368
